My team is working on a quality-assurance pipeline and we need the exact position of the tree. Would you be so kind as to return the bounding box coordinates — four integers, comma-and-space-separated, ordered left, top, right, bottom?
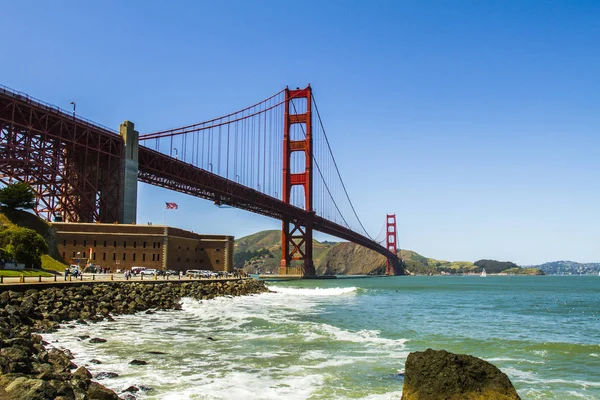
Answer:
0, 182, 35, 210
474, 259, 519, 274
0, 227, 48, 269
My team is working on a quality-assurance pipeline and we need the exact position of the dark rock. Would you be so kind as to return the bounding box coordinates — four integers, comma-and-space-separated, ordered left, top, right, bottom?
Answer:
63, 349, 74, 359
73, 366, 92, 380
47, 349, 76, 372
401, 348, 521, 400
89, 359, 103, 364
95, 371, 119, 379
86, 381, 120, 400
4, 376, 58, 400
123, 385, 140, 393
138, 385, 153, 392
0, 280, 270, 400
207, 336, 216, 341
48, 379, 76, 398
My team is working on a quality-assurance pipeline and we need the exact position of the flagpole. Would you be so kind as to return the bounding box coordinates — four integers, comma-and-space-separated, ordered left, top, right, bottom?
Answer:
162, 205, 165, 226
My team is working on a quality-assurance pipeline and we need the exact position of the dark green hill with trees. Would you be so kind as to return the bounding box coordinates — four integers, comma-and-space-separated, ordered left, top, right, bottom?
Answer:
0, 182, 66, 274
474, 259, 519, 274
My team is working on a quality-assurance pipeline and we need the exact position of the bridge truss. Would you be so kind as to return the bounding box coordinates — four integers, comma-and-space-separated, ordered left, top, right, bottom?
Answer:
0, 83, 402, 276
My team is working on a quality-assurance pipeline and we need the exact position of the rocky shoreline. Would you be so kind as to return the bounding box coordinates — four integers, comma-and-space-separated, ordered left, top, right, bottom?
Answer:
0, 279, 270, 399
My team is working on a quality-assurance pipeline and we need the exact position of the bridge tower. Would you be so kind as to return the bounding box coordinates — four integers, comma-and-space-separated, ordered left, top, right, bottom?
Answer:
385, 214, 398, 275
280, 86, 315, 277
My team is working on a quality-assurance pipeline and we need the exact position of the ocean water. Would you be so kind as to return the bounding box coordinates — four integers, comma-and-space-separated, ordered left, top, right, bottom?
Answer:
43, 276, 600, 399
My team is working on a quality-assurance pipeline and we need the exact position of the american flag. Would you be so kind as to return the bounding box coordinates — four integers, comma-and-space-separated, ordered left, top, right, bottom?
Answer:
165, 202, 178, 210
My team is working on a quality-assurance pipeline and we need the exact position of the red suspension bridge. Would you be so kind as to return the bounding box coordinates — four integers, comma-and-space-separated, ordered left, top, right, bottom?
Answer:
0, 84, 402, 276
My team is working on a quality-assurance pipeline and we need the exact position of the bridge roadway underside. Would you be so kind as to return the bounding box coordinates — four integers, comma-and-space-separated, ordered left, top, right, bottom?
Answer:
138, 146, 400, 269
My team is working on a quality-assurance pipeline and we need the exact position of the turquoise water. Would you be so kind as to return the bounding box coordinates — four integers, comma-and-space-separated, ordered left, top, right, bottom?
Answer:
45, 276, 600, 399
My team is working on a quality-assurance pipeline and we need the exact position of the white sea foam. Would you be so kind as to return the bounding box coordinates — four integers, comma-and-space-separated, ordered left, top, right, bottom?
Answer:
487, 357, 545, 365
532, 349, 548, 357
268, 285, 358, 296
43, 289, 406, 399
590, 353, 599, 357
566, 391, 592, 399
316, 324, 408, 347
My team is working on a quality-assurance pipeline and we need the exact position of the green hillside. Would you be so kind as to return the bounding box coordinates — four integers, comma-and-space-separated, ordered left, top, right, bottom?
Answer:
234, 230, 398, 275
234, 230, 336, 273
234, 230, 544, 276
0, 209, 67, 273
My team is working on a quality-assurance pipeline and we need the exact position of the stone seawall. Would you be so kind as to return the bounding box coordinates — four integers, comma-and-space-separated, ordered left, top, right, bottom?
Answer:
0, 279, 270, 399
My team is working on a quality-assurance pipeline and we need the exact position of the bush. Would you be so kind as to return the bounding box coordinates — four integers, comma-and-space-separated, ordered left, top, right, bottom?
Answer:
0, 227, 48, 269
474, 259, 518, 274
0, 182, 35, 210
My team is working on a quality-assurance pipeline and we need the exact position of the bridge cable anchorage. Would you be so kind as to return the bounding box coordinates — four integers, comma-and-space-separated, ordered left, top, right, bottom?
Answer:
311, 93, 375, 241
288, 98, 351, 230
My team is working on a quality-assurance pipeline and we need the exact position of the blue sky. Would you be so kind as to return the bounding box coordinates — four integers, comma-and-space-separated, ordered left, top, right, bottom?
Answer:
2, 1, 598, 265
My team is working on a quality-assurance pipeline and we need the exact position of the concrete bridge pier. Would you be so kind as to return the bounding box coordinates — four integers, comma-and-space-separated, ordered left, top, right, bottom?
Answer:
119, 121, 138, 224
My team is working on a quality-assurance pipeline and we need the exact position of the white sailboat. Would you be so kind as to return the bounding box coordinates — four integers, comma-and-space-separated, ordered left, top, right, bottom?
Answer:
481, 268, 487, 277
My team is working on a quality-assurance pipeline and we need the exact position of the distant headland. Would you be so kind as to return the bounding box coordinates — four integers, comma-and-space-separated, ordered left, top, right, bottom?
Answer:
234, 230, 597, 276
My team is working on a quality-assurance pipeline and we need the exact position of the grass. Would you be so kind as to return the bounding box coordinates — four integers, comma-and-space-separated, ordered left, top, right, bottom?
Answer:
0, 209, 67, 275
41, 254, 67, 272
0, 269, 54, 277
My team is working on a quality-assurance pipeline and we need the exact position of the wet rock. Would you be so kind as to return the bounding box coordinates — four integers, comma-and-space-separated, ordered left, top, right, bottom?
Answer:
146, 351, 166, 355
0, 279, 269, 400
401, 348, 521, 400
95, 372, 119, 379
86, 381, 120, 400
4, 376, 57, 400
89, 359, 103, 364
73, 366, 92, 380
47, 349, 76, 372
48, 379, 76, 399
129, 359, 148, 365
123, 385, 140, 393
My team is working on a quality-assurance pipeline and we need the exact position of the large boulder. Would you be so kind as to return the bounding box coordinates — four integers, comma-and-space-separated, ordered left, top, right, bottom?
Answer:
86, 381, 120, 400
401, 349, 520, 400
4, 376, 57, 400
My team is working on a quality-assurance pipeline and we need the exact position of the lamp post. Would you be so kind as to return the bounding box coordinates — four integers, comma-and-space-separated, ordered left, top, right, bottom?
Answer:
70, 101, 76, 117
76, 252, 81, 267
173, 148, 178, 160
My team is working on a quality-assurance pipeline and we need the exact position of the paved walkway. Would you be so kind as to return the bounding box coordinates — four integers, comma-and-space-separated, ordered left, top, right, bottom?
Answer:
0, 273, 243, 286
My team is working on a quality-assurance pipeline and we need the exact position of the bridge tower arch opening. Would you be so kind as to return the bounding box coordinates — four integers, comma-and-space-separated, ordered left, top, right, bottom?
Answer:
280, 86, 315, 277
